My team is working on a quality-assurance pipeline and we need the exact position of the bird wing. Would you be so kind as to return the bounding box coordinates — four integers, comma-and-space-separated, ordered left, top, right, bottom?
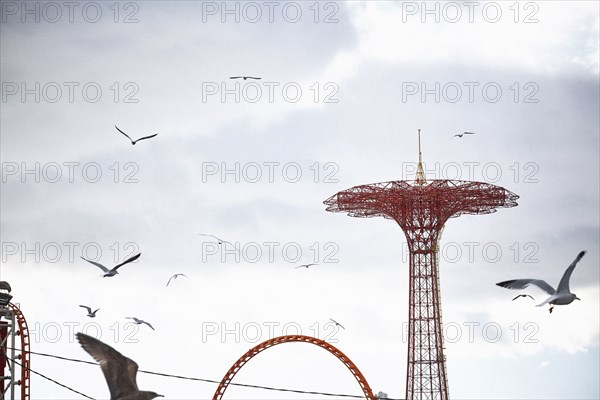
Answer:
112, 253, 141, 272
142, 321, 155, 330
557, 251, 586, 294
93, 308, 100, 315
115, 125, 133, 142
79, 305, 92, 314
463, 131, 476, 134
330, 319, 345, 330
496, 279, 556, 295
166, 276, 174, 287
135, 133, 158, 142
126, 358, 140, 392
246, 77, 261, 80
80, 257, 110, 273
198, 233, 219, 240
229, 76, 242, 79
76, 332, 139, 399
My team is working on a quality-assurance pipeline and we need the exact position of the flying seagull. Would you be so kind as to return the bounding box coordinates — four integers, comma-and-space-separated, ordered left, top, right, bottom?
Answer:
126, 317, 155, 330
115, 125, 158, 145
329, 318, 345, 330
76, 332, 163, 400
229, 76, 261, 80
166, 273, 188, 287
81, 253, 141, 277
80, 305, 100, 318
512, 294, 535, 301
452, 131, 476, 138
294, 263, 318, 269
197, 233, 237, 248
496, 250, 586, 313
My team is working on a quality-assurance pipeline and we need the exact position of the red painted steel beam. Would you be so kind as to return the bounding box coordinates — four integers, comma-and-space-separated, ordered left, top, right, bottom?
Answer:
8, 303, 30, 400
213, 335, 375, 400
324, 179, 518, 400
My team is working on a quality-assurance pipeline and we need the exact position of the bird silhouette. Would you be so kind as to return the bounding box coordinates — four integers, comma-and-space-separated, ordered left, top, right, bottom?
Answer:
166, 273, 188, 287
294, 263, 318, 269
512, 294, 535, 301
76, 332, 163, 400
229, 76, 261, 80
126, 317, 155, 330
115, 125, 158, 145
452, 131, 476, 138
79, 305, 100, 318
81, 253, 141, 277
497, 251, 586, 313
329, 318, 345, 330
197, 234, 237, 248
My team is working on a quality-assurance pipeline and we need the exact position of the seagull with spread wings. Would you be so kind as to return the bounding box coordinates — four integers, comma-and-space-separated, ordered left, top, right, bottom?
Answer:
115, 125, 158, 145
81, 253, 141, 277
76, 332, 163, 400
197, 233, 237, 248
294, 263, 318, 269
497, 250, 586, 313
329, 318, 345, 330
166, 273, 188, 287
512, 294, 535, 301
126, 317, 155, 331
452, 131, 476, 138
79, 305, 100, 318
229, 76, 261, 80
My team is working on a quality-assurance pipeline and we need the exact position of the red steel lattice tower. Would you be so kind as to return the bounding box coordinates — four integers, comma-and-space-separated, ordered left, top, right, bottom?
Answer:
324, 130, 518, 400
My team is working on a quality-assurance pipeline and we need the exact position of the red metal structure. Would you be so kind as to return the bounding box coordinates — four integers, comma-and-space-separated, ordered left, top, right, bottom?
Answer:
0, 302, 31, 400
213, 335, 375, 400
323, 130, 518, 400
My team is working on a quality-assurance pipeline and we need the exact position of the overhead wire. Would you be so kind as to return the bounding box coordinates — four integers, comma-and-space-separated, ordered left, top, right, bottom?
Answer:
6, 347, 399, 399
9, 356, 95, 400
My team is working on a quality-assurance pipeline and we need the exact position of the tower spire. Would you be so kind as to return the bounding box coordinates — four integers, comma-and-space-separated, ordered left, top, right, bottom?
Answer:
415, 128, 427, 185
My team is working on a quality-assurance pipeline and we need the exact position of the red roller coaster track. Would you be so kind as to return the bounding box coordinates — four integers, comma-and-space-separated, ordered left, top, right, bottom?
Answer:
213, 335, 375, 400
0, 302, 30, 400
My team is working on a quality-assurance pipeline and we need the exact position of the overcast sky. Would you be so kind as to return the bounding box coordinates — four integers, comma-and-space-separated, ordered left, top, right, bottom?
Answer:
1, 1, 599, 399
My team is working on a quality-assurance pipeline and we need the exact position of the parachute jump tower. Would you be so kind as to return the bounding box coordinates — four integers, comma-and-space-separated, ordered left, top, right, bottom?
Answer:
323, 130, 519, 400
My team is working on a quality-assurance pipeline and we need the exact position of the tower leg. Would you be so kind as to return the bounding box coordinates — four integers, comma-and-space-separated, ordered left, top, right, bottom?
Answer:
406, 239, 448, 400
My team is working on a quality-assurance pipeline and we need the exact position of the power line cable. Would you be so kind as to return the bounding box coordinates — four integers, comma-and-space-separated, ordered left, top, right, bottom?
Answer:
7, 348, 399, 399
10, 356, 95, 400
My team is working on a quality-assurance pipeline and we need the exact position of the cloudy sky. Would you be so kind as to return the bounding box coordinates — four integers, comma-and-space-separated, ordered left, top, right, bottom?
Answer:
1, 1, 599, 399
